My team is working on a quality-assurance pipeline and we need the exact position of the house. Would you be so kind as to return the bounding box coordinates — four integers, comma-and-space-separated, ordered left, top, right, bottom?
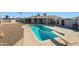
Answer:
57, 16, 79, 30
24, 14, 60, 25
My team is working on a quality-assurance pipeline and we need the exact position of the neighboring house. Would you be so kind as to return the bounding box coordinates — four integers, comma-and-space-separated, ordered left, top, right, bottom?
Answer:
57, 17, 79, 30
58, 18, 73, 28
0, 18, 16, 24
72, 16, 79, 30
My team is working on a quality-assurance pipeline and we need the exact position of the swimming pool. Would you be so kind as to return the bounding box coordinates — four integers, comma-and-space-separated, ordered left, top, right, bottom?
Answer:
30, 24, 58, 41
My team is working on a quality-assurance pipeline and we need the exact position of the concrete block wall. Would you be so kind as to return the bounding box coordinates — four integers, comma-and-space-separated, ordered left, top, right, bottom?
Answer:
0, 19, 16, 24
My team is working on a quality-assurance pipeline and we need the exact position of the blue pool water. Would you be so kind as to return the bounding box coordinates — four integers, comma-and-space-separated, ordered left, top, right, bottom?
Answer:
31, 24, 58, 41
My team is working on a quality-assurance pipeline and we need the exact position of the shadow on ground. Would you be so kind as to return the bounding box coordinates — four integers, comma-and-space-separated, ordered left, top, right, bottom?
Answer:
50, 39, 67, 46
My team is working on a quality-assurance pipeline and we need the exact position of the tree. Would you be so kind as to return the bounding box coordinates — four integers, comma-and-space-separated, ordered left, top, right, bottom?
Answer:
5, 15, 9, 19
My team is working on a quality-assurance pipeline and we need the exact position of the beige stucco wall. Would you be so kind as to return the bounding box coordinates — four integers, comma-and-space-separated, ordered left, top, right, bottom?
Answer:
64, 20, 75, 28
0, 19, 16, 24
59, 19, 62, 26
11, 20, 16, 23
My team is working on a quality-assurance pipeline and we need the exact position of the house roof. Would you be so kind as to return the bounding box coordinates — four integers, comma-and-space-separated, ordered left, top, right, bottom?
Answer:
62, 18, 72, 20
25, 15, 61, 20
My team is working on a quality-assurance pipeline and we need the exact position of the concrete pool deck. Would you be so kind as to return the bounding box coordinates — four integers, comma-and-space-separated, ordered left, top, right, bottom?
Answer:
13, 24, 79, 46
47, 26, 79, 46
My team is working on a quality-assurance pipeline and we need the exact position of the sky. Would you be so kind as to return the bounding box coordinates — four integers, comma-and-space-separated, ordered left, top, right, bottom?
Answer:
0, 12, 79, 18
